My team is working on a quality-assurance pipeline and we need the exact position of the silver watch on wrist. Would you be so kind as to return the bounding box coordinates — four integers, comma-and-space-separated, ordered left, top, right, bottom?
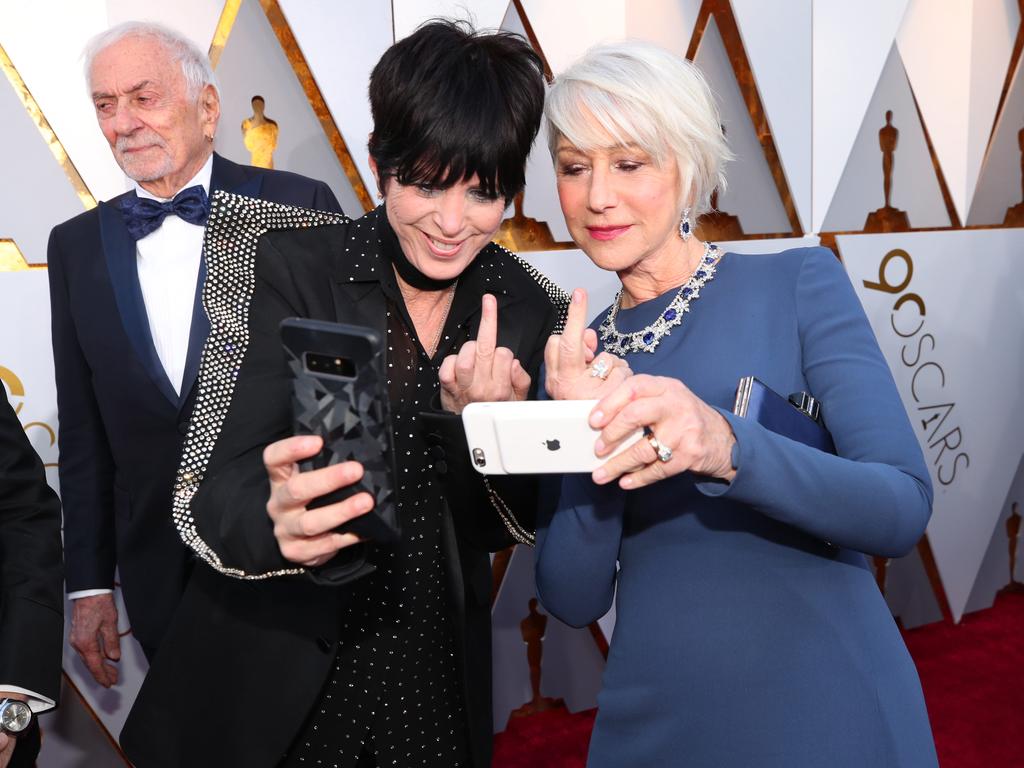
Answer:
0, 698, 32, 735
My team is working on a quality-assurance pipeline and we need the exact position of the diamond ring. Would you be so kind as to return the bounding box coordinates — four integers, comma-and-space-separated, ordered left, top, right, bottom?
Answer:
590, 358, 611, 380
643, 426, 673, 463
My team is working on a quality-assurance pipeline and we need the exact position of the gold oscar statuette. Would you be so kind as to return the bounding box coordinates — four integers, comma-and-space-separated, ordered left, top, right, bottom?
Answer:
1002, 129, 1024, 226
242, 95, 279, 169
696, 124, 743, 241
494, 192, 574, 252
864, 110, 910, 232
998, 502, 1024, 595
509, 598, 565, 721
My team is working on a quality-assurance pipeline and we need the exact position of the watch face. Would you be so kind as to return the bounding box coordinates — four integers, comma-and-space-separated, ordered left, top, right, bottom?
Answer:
0, 700, 31, 733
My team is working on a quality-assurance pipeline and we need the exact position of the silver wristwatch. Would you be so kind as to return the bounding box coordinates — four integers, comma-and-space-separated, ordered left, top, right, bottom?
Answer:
0, 698, 32, 735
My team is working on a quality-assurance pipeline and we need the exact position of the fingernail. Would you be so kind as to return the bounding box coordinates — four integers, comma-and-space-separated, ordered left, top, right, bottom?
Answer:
594, 439, 606, 454
590, 409, 604, 426
573, 288, 582, 303
620, 477, 633, 489
592, 468, 607, 483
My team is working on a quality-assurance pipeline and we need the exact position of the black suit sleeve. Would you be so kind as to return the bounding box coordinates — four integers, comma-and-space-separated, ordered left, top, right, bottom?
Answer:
190, 230, 371, 585
47, 225, 118, 593
0, 391, 63, 703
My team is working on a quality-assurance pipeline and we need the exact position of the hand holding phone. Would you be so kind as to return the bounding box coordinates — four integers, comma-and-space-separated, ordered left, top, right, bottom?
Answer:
263, 434, 373, 567
461, 399, 643, 474
281, 318, 399, 544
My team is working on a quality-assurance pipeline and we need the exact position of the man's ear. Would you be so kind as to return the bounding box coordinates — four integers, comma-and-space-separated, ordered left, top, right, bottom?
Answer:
201, 84, 221, 140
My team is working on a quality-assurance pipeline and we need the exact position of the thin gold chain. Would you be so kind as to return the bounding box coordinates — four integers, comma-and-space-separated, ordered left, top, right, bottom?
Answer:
427, 281, 458, 358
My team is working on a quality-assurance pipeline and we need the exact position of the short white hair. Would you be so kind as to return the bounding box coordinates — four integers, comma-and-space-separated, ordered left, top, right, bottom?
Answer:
545, 40, 732, 217
83, 21, 219, 101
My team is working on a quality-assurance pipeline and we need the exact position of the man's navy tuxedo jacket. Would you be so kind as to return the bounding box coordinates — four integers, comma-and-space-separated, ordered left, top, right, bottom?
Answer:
47, 153, 341, 653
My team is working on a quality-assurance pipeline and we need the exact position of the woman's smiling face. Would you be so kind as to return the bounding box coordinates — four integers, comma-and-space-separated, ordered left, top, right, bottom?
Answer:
381, 173, 507, 282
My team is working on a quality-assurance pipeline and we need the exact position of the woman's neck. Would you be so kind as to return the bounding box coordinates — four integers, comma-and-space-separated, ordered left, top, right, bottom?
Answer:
617, 237, 706, 309
394, 269, 453, 313
394, 268, 458, 358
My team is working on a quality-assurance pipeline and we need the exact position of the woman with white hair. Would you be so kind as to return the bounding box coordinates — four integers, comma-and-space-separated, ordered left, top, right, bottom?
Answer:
536, 41, 938, 766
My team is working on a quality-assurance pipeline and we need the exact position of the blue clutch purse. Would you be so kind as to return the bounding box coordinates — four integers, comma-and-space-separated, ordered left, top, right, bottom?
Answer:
733, 376, 835, 454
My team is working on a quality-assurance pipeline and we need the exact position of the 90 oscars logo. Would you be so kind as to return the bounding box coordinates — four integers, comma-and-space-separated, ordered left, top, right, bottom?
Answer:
862, 249, 969, 486
0, 364, 58, 468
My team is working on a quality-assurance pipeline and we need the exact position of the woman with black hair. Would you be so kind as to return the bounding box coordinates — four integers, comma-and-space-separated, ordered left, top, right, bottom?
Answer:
121, 21, 570, 768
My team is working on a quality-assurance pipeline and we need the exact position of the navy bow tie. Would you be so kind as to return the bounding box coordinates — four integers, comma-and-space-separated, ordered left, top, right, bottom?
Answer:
118, 185, 210, 241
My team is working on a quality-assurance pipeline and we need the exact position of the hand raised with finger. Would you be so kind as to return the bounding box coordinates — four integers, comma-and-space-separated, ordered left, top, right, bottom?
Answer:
545, 288, 632, 401
439, 293, 531, 413
264, 435, 374, 567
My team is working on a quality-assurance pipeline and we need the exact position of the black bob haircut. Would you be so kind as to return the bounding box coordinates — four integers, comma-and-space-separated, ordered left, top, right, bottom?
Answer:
368, 19, 545, 203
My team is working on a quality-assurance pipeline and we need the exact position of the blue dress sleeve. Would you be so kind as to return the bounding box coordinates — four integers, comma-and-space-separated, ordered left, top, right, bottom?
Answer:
535, 473, 625, 627
697, 248, 933, 557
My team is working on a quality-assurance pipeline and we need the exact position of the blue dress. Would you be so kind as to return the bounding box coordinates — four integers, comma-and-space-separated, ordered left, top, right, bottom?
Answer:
535, 248, 938, 767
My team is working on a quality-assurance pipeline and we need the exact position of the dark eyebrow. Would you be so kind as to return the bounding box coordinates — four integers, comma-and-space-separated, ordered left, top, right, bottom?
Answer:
91, 80, 155, 100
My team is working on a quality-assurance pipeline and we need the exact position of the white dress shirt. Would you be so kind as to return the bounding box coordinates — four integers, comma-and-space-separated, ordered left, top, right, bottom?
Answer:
66, 155, 213, 608
135, 155, 213, 397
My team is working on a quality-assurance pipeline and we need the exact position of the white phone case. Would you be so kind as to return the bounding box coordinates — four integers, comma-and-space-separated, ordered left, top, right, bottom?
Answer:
461, 400, 643, 475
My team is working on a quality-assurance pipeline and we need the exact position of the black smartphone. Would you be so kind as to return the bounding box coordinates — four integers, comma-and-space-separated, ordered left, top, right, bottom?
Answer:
280, 317, 399, 543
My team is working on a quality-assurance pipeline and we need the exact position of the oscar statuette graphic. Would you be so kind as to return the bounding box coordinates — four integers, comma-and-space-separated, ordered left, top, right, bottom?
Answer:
494, 192, 573, 252
998, 503, 1024, 595
696, 125, 743, 240
697, 186, 744, 241
1002, 129, 1024, 226
510, 598, 565, 719
241, 95, 279, 169
864, 110, 910, 232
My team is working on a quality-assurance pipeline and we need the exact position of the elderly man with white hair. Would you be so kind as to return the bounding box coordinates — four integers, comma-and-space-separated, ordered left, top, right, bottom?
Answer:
48, 21, 342, 685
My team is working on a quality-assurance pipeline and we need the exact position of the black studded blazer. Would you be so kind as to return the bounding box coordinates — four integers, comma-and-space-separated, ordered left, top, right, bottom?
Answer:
122, 196, 568, 768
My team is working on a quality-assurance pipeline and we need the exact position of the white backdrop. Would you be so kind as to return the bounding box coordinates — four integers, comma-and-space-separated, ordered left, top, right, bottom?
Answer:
1, 1, 1022, 764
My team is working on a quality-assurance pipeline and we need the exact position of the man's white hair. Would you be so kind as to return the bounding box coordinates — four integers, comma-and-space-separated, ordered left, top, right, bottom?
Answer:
545, 40, 732, 217
83, 21, 219, 100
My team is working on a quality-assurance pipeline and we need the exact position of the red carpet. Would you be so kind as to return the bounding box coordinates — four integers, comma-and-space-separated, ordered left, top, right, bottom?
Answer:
493, 707, 596, 768
901, 591, 1024, 768
494, 592, 1024, 767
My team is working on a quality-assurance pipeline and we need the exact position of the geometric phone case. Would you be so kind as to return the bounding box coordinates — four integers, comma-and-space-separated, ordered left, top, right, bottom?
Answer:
282, 318, 399, 543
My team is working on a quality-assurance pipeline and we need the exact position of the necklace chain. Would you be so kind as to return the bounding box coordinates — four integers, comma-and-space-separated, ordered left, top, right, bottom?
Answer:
599, 242, 720, 355
427, 281, 458, 358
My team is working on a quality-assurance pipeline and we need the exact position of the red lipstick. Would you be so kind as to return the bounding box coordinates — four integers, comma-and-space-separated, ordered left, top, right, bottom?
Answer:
586, 225, 631, 241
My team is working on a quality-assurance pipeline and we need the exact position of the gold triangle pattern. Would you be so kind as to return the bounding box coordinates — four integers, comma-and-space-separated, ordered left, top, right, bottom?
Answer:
0, 239, 31, 271
0, 42, 96, 213
819, 46, 962, 251
493, 0, 575, 252
687, 0, 801, 239
209, 0, 374, 212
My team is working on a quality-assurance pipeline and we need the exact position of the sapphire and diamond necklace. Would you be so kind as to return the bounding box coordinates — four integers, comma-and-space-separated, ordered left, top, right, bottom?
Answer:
598, 242, 721, 355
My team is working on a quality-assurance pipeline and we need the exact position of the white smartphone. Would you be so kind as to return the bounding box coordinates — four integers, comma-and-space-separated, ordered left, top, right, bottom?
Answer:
460, 400, 643, 475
